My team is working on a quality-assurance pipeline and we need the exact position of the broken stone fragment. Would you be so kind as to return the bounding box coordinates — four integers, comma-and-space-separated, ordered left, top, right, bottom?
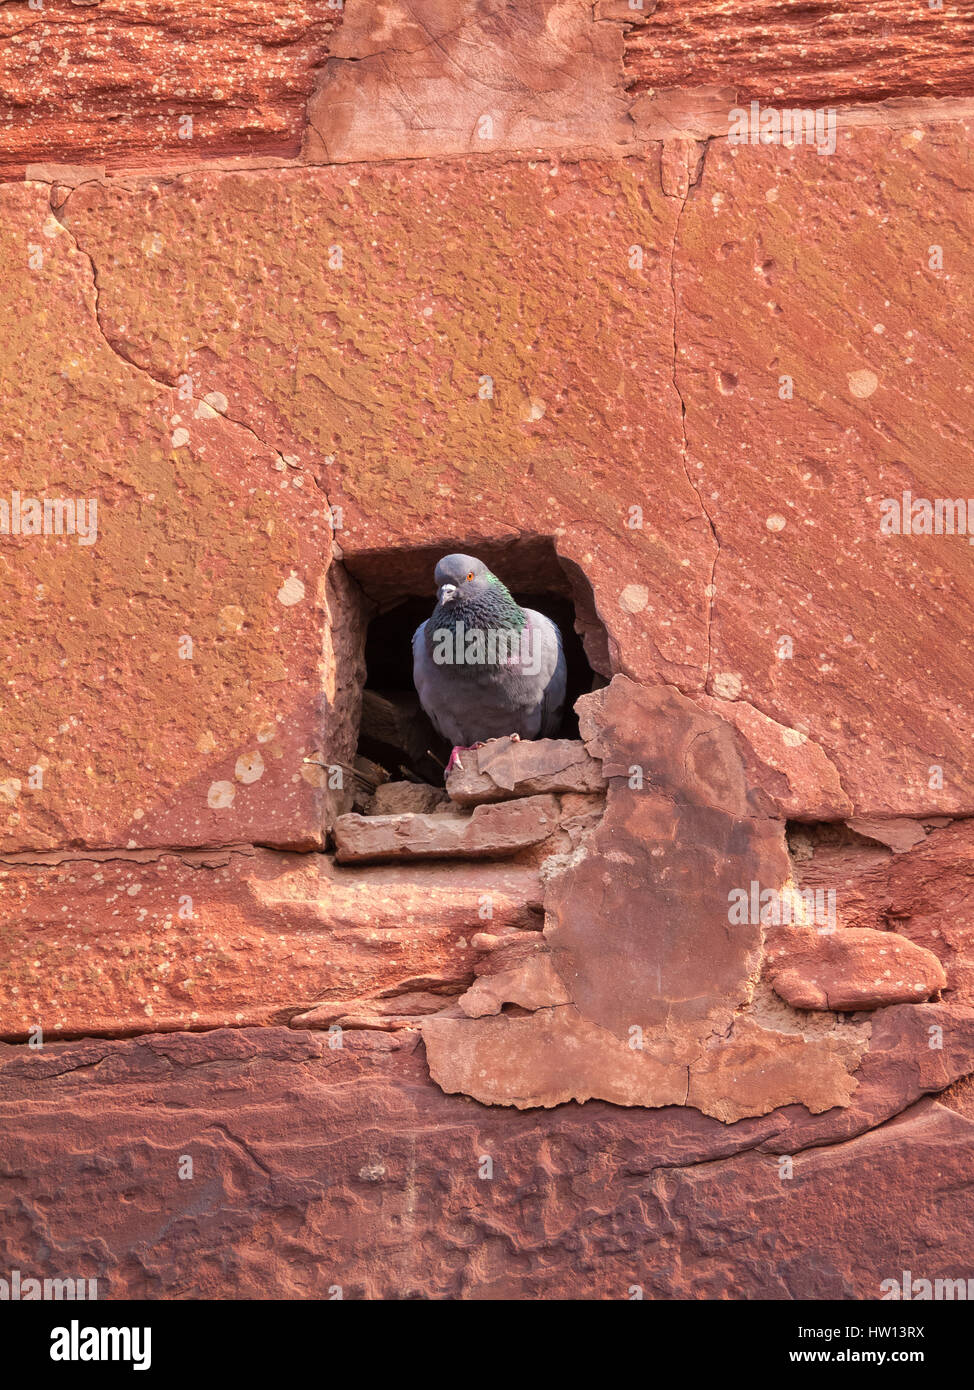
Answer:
348, 754, 390, 811
445, 735, 606, 805
370, 780, 449, 816
459, 949, 571, 1018
422, 1006, 861, 1118
333, 794, 561, 864
290, 990, 459, 1031
844, 817, 928, 854
765, 925, 947, 1011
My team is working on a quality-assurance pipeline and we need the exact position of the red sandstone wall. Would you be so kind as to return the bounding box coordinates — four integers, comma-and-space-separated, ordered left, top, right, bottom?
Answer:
1, 0, 973, 1302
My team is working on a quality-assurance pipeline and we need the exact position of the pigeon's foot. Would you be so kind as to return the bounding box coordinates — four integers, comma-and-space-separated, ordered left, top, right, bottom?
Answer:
445, 742, 485, 777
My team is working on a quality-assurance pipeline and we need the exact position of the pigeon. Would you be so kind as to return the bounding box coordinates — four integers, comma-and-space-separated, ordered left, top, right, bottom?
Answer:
412, 553, 567, 773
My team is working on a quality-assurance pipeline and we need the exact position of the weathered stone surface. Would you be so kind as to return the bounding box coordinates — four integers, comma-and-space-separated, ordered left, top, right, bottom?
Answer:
425, 677, 880, 1119
333, 795, 561, 863
289, 990, 459, 1032
676, 122, 974, 814
58, 130, 974, 814
555, 680, 782, 1039
0, 849, 542, 1039
425, 1006, 861, 1118
753, 1003, 974, 1153
5, 6, 974, 1300
765, 925, 947, 1012
2, 1024, 972, 1299
307, 0, 633, 164
0, 1, 343, 179
458, 931, 571, 1018
445, 735, 606, 805
621, 0, 974, 107
0, 182, 355, 853
846, 816, 928, 853
7, 1, 970, 183
698, 695, 853, 820
61, 160, 708, 694
370, 780, 449, 816
653, 1099, 974, 1300
795, 818, 974, 1007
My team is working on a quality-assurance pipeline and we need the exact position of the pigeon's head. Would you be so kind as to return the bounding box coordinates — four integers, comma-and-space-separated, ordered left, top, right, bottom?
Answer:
433, 553, 494, 607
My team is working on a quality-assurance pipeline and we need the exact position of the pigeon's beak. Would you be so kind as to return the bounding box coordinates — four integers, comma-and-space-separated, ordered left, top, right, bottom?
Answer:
438, 583, 458, 604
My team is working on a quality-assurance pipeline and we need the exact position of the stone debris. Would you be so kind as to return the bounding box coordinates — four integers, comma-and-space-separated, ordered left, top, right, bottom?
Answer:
333, 795, 562, 864
445, 735, 607, 805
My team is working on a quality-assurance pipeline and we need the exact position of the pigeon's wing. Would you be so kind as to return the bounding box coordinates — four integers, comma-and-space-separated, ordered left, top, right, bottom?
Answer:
412, 619, 458, 743
411, 621, 440, 733
524, 609, 567, 738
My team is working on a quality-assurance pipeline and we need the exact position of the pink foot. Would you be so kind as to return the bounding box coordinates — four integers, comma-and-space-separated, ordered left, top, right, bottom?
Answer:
445, 742, 486, 777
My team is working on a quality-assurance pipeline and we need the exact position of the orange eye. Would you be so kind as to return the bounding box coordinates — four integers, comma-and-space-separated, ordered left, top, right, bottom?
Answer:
466, 571, 474, 581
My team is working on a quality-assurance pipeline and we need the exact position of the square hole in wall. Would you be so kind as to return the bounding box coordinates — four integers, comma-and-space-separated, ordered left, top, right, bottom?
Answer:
339, 537, 611, 788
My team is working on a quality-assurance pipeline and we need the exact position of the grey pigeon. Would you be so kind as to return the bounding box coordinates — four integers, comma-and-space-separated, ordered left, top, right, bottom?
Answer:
412, 553, 567, 770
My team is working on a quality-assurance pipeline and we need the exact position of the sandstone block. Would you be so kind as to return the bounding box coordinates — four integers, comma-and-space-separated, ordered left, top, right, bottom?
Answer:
445, 736, 606, 805
333, 795, 561, 864
766, 925, 947, 1011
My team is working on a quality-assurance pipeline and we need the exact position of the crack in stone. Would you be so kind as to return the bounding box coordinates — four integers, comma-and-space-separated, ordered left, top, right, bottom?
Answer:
49, 193, 333, 512
712, 687, 858, 814
204, 1121, 275, 1178
0, 845, 257, 868
16, 95, 974, 192
665, 139, 719, 695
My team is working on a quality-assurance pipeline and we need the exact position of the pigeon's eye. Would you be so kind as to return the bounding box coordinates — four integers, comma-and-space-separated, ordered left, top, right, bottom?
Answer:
466, 571, 475, 582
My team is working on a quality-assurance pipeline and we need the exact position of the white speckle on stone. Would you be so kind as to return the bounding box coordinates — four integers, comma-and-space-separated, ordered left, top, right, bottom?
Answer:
207, 781, 236, 809
194, 400, 220, 420
619, 584, 649, 614
848, 369, 879, 399
782, 727, 806, 748
766, 513, 787, 532
713, 672, 743, 699
217, 605, 246, 634
256, 721, 278, 744
277, 572, 305, 606
0, 779, 22, 804
171, 427, 190, 448
204, 390, 229, 414
235, 751, 265, 785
